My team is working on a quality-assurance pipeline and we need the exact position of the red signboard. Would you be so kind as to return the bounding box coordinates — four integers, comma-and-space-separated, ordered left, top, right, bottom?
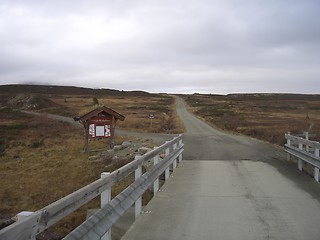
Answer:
88, 117, 112, 138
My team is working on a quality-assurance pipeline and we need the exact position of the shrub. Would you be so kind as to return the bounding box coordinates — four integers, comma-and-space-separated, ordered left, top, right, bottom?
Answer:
0, 138, 6, 156
29, 138, 44, 148
92, 97, 99, 106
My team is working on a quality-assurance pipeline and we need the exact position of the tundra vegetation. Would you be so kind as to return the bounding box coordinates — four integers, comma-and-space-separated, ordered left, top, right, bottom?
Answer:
182, 93, 320, 145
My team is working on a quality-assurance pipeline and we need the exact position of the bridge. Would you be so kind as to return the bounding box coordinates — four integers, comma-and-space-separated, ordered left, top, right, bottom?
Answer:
1, 98, 320, 239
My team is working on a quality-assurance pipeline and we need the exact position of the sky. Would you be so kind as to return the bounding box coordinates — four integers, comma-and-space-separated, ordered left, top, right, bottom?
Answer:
0, 0, 319, 94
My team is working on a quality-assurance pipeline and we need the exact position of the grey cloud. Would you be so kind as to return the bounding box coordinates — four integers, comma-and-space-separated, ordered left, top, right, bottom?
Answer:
0, 0, 319, 94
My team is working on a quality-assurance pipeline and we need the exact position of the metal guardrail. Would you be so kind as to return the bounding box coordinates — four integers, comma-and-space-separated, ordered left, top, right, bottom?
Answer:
285, 133, 320, 182
0, 135, 184, 240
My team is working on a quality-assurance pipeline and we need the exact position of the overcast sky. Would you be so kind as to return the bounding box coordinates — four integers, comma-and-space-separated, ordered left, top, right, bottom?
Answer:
0, 0, 319, 94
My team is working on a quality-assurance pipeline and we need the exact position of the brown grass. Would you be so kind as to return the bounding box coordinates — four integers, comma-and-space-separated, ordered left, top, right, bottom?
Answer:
50, 94, 184, 134
182, 94, 320, 145
0, 114, 95, 231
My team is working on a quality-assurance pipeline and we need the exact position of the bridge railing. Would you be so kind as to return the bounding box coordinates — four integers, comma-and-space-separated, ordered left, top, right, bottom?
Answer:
285, 132, 320, 182
0, 135, 184, 240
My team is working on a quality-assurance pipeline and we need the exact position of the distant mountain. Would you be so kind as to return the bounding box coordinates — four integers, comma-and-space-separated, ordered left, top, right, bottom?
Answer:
226, 93, 320, 100
184, 92, 320, 101
0, 84, 154, 97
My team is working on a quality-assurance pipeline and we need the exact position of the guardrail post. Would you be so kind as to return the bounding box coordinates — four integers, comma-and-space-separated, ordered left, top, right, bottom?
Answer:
178, 139, 183, 163
299, 142, 303, 150
315, 148, 320, 182
101, 172, 111, 240
15, 212, 36, 240
286, 133, 291, 161
153, 148, 159, 194
298, 141, 304, 171
305, 132, 310, 152
315, 148, 320, 158
314, 168, 320, 182
298, 159, 303, 171
165, 147, 170, 180
135, 156, 142, 219
16, 211, 34, 221
173, 143, 177, 170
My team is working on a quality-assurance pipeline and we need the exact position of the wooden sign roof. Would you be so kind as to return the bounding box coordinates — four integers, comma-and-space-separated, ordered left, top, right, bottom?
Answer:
74, 106, 125, 122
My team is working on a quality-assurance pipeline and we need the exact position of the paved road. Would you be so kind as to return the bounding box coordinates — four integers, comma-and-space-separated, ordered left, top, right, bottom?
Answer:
122, 97, 320, 240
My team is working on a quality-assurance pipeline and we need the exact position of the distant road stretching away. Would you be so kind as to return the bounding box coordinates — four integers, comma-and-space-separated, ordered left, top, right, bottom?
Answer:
122, 97, 320, 240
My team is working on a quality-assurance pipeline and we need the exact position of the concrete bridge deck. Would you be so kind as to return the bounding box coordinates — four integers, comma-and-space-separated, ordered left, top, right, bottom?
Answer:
122, 159, 320, 240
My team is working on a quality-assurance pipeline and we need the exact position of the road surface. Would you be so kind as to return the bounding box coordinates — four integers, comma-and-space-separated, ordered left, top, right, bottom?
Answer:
122, 97, 320, 240
175, 97, 284, 161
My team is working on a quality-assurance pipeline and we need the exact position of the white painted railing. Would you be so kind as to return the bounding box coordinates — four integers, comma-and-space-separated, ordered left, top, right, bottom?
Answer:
0, 135, 184, 240
285, 132, 320, 182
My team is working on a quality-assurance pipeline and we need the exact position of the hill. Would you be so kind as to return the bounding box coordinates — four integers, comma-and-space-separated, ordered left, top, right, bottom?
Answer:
0, 84, 154, 97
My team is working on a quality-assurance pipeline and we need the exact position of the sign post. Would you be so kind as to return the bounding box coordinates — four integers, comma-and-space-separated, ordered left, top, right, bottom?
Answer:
149, 114, 154, 128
